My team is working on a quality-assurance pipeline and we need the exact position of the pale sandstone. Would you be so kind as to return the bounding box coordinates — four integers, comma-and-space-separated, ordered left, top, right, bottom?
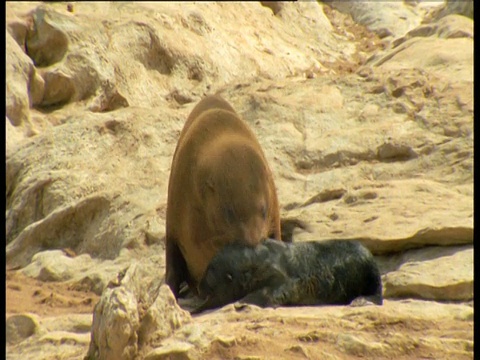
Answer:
383, 245, 473, 301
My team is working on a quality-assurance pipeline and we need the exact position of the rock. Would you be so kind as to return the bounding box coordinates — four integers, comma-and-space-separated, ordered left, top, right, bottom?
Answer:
6, 194, 113, 269
22, 250, 74, 281
285, 344, 310, 358
68, 270, 114, 297
6, 314, 40, 345
430, 0, 473, 21
22, 5, 119, 109
324, 1, 428, 39
368, 18, 473, 131
39, 50, 112, 107
301, 188, 347, 207
6, 13, 30, 50
88, 81, 129, 113
8, 314, 94, 358
39, 331, 91, 346
6, 32, 35, 130
292, 179, 472, 255
30, 72, 45, 107
40, 314, 93, 334
368, 14, 473, 130
21, 250, 99, 282
87, 264, 191, 360
212, 335, 237, 348
6, 117, 26, 152
198, 299, 473, 359
336, 333, 386, 357
260, 1, 284, 15
12, 247, 139, 298
383, 245, 473, 301
25, 6, 71, 67
86, 286, 140, 360
376, 142, 418, 161
137, 285, 191, 348
394, 14, 473, 47
144, 342, 194, 360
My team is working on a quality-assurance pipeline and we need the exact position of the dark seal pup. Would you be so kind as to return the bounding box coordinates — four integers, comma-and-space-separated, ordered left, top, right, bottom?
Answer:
165, 95, 282, 298
193, 239, 383, 313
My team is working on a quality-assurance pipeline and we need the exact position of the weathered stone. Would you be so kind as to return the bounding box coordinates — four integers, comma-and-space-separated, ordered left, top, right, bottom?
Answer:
336, 333, 386, 357
430, 0, 473, 21
25, 6, 71, 67
137, 285, 191, 348
6, 32, 34, 128
383, 245, 473, 301
285, 344, 310, 358
39, 331, 91, 346
40, 314, 93, 334
6, 13, 29, 49
6, 194, 113, 269
22, 250, 94, 282
144, 342, 194, 360
325, 1, 428, 39
85, 263, 192, 360
6, 117, 26, 153
292, 179, 472, 255
395, 14, 473, 47
377, 142, 417, 161
86, 287, 139, 360
212, 335, 237, 348
6, 314, 40, 345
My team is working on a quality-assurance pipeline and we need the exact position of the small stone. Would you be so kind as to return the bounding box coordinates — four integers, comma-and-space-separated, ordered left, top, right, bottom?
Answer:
144, 342, 194, 360
377, 142, 417, 161
214, 335, 237, 348
286, 344, 310, 358
6, 314, 40, 345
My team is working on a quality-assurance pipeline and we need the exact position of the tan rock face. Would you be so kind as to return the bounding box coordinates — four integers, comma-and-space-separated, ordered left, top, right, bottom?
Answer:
382, 245, 473, 301
5, 2, 472, 360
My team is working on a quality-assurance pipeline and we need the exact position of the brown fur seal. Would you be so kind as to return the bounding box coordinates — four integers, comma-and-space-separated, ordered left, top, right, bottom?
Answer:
165, 95, 282, 298
193, 239, 383, 313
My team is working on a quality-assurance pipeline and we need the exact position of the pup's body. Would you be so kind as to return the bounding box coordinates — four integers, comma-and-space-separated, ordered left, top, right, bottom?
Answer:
195, 239, 383, 313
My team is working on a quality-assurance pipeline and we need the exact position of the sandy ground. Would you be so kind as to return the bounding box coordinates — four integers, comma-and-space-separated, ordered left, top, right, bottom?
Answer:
6, 270, 99, 317
194, 301, 473, 360
6, 269, 472, 360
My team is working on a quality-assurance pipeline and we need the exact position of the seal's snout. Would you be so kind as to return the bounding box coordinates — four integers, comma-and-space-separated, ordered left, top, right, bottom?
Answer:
239, 222, 264, 246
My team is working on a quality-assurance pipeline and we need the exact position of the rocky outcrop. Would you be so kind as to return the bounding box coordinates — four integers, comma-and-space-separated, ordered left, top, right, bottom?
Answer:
381, 245, 473, 301
5, 2, 472, 359
429, 0, 474, 21
85, 263, 191, 360
6, 312, 93, 360
324, 0, 426, 39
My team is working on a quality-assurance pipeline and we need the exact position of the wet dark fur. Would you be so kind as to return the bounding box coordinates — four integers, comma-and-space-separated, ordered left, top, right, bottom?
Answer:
194, 239, 383, 313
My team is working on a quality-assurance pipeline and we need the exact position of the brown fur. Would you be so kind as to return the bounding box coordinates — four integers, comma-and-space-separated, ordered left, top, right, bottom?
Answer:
165, 95, 281, 298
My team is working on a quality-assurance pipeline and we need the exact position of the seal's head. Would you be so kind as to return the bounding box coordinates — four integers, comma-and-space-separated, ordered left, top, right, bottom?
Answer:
192, 240, 286, 313
195, 242, 255, 311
